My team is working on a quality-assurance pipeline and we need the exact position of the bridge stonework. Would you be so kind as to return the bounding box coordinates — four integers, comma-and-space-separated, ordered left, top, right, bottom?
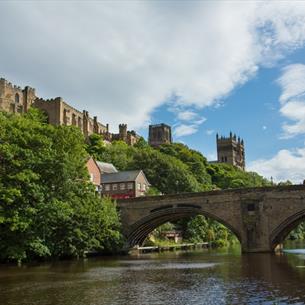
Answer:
117, 185, 305, 253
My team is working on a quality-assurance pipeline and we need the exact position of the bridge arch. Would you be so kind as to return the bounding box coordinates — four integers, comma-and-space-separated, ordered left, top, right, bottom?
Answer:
126, 205, 242, 248
118, 185, 305, 253
270, 209, 305, 250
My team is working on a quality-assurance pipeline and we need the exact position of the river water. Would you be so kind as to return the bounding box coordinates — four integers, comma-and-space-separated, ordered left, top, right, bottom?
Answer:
1, 242, 305, 305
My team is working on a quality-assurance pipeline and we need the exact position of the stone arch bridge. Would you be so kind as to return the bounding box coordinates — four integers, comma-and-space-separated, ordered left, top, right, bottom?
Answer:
117, 185, 305, 253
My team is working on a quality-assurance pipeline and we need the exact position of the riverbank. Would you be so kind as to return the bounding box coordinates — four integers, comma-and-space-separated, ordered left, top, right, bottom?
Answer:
130, 242, 210, 254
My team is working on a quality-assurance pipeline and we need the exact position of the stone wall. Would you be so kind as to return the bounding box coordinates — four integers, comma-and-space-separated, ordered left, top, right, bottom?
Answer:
0, 78, 36, 114
118, 185, 305, 253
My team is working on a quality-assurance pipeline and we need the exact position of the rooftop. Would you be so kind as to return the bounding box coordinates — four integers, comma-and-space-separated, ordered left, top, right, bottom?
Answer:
96, 161, 118, 174
102, 170, 146, 184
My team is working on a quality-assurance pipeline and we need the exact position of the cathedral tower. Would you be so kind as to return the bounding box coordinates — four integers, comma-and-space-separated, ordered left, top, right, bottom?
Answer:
216, 132, 245, 170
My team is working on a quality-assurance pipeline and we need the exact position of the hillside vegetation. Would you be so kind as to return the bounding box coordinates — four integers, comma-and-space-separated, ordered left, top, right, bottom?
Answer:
87, 134, 273, 247
87, 134, 272, 193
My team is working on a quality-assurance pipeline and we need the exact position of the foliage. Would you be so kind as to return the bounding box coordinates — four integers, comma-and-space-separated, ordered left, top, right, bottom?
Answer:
145, 186, 161, 196
86, 135, 273, 248
159, 143, 212, 186
87, 133, 105, 158
207, 163, 272, 189
0, 110, 123, 262
288, 223, 305, 240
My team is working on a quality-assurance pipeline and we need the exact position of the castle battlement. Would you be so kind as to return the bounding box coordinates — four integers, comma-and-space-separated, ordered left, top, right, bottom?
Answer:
0, 76, 140, 146
0, 78, 35, 94
217, 132, 244, 145
35, 97, 63, 103
0, 79, 14, 89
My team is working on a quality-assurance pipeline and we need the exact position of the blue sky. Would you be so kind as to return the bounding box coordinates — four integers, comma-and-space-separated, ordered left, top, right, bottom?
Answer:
1, 1, 305, 182
147, 56, 298, 161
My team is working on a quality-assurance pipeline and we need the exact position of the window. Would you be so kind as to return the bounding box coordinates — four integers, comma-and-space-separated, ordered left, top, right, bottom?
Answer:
142, 184, 146, 191
72, 113, 77, 126
127, 183, 133, 190
247, 203, 255, 212
15, 93, 20, 104
112, 184, 118, 190
90, 173, 94, 182
105, 184, 110, 191
137, 183, 141, 190
120, 183, 126, 190
78, 117, 82, 128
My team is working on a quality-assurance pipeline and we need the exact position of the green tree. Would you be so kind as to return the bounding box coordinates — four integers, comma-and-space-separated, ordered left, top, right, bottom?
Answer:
0, 109, 123, 262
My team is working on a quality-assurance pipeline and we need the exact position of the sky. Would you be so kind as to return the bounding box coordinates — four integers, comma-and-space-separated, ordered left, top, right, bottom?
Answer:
1, 1, 305, 183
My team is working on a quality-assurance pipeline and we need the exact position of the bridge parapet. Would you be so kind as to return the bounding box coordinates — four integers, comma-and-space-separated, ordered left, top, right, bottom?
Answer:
117, 185, 305, 253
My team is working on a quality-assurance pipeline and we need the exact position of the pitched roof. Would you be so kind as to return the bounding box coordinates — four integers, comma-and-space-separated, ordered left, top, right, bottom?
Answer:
101, 170, 150, 184
96, 161, 118, 174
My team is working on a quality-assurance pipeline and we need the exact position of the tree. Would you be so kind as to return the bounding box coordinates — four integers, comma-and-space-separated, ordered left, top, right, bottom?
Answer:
0, 110, 123, 262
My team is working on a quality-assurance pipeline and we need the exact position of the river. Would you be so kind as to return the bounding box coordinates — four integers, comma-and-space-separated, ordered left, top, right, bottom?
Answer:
1, 241, 305, 305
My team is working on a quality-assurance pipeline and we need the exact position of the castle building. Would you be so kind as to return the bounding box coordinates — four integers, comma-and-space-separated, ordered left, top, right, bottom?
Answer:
216, 132, 245, 170
0, 77, 140, 146
33, 97, 108, 137
103, 124, 141, 146
148, 123, 172, 147
0, 78, 36, 114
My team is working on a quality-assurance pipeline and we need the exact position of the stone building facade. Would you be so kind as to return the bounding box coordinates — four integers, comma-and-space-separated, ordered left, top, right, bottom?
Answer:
0, 78, 36, 114
216, 132, 245, 170
103, 124, 140, 146
33, 97, 108, 137
148, 123, 172, 147
0, 77, 140, 145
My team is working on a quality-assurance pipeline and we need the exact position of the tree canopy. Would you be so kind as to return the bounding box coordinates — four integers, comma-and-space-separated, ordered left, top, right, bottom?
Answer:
0, 110, 122, 262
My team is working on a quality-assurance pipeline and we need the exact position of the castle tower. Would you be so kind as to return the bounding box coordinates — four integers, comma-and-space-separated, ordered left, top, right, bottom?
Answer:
119, 124, 128, 142
148, 123, 172, 147
0, 78, 37, 114
93, 116, 99, 134
22, 86, 36, 112
83, 110, 89, 138
216, 133, 245, 170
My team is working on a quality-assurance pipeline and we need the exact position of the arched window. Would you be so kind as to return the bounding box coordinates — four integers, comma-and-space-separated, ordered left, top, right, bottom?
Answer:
15, 93, 20, 104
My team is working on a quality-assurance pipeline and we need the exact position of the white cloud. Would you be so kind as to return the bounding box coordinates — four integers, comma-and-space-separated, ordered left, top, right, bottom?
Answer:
206, 129, 215, 136
248, 148, 305, 183
1, 2, 305, 131
177, 110, 197, 121
277, 64, 305, 138
174, 124, 199, 137
249, 63, 305, 181
262, 125, 267, 130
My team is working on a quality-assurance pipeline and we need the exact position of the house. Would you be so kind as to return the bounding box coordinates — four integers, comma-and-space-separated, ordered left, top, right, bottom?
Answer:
86, 157, 102, 192
161, 231, 183, 243
101, 170, 150, 199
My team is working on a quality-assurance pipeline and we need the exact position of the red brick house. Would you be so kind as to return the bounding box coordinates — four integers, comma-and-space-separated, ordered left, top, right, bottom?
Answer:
101, 170, 150, 199
86, 157, 102, 192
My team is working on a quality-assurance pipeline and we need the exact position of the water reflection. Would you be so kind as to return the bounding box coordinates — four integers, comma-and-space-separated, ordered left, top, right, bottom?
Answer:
0, 245, 305, 305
